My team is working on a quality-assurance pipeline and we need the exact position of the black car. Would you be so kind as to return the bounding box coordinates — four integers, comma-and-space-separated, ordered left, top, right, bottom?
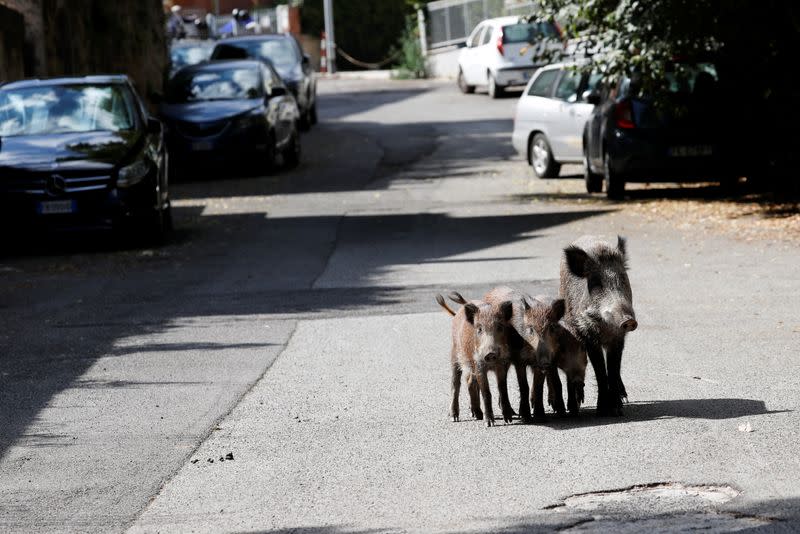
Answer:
160, 60, 300, 175
210, 34, 317, 130
169, 39, 214, 78
583, 63, 736, 199
0, 75, 171, 240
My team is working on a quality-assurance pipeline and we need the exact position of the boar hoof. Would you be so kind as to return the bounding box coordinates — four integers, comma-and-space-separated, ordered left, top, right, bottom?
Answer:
452, 414, 459, 422
485, 416, 495, 428
472, 408, 483, 420
502, 409, 514, 424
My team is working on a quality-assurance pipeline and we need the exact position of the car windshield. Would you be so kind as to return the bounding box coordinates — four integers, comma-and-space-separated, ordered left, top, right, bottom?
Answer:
166, 67, 262, 103
502, 22, 559, 43
228, 39, 298, 76
620, 63, 719, 98
0, 84, 135, 137
171, 44, 212, 69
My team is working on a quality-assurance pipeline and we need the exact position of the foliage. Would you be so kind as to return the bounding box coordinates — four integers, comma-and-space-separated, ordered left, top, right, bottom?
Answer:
392, 14, 426, 79
301, 0, 410, 71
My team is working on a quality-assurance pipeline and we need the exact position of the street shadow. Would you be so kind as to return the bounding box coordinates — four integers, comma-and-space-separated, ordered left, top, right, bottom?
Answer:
319, 86, 434, 121
519, 398, 788, 430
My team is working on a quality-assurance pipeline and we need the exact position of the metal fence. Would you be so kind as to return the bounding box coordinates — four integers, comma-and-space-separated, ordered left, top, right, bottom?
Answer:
426, 0, 539, 49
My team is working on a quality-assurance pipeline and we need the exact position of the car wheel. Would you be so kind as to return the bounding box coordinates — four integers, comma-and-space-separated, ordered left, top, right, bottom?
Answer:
530, 133, 560, 178
584, 151, 603, 193
457, 69, 475, 94
282, 128, 301, 169
603, 152, 625, 199
309, 100, 318, 125
263, 131, 277, 174
488, 73, 504, 99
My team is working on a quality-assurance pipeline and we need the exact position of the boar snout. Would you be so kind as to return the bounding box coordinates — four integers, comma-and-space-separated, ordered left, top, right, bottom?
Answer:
620, 316, 638, 332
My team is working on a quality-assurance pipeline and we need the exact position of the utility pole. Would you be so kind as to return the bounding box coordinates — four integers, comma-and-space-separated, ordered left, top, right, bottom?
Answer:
323, 0, 336, 74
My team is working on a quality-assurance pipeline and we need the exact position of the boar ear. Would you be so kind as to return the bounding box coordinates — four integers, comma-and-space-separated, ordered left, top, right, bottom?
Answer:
617, 235, 627, 257
549, 299, 566, 322
564, 245, 591, 277
464, 303, 479, 325
522, 297, 531, 312
499, 301, 513, 322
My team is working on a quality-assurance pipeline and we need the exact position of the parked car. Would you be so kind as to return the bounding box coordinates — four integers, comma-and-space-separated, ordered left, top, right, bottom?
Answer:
457, 16, 562, 98
512, 63, 601, 179
210, 34, 317, 129
169, 39, 214, 78
159, 59, 300, 175
583, 63, 736, 199
0, 75, 171, 241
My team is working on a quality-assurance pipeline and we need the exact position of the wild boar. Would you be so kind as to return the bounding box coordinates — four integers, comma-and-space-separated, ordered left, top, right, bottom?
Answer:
560, 235, 637, 416
531, 295, 588, 417
436, 294, 514, 427
452, 287, 564, 423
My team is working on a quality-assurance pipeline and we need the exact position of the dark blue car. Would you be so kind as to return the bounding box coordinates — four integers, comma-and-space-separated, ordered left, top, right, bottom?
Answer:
160, 59, 300, 176
0, 75, 171, 240
583, 63, 736, 199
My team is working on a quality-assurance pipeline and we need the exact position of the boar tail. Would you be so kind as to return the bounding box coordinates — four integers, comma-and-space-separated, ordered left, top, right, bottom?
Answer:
436, 294, 457, 316
448, 291, 468, 305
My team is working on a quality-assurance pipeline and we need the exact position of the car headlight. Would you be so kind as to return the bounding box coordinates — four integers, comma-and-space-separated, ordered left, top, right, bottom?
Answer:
117, 159, 151, 188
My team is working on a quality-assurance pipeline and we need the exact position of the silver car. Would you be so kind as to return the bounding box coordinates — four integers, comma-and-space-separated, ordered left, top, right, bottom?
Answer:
512, 63, 601, 178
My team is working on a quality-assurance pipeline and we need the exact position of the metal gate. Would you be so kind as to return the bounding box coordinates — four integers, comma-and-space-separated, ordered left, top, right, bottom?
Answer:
426, 0, 538, 49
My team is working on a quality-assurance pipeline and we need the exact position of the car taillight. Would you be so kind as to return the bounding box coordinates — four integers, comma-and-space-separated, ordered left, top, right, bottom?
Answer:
614, 99, 635, 129
497, 31, 504, 56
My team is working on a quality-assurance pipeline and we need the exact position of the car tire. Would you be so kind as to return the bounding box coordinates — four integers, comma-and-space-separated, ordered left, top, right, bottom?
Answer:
263, 131, 277, 174
309, 100, 318, 125
488, 73, 504, 99
458, 69, 475, 94
282, 128, 301, 169
584, 151, 603, 193
530, 133, 560, 178
603, 152, 625, 200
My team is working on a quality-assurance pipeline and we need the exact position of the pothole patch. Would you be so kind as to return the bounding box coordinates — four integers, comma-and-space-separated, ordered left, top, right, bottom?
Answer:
549, 483, 773, 532
562, 482, 739, 513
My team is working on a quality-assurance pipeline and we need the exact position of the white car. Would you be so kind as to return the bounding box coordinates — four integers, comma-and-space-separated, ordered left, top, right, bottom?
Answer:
457, 16, 562, 98
512, 63, 601, 178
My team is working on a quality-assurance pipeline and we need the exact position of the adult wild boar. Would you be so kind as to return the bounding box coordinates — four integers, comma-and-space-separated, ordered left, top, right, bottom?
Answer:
560, 236, 637, 416
436, 295, 514, 426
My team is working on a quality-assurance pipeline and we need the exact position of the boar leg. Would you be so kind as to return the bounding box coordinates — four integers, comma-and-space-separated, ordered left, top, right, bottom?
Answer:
547, 368, 567, 416
466, 372, 483, 420
450, 362, 462, 422
606, 340, 626, 416
476, 370, 495, 427
530, 368, 547, 423
495, 363, 515, 424
514, 363, 533, 423
567, 377, 584, 416
587, 344, 612, 416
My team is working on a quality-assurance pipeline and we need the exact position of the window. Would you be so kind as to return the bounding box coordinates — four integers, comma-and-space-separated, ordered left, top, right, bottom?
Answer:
502, 22, 560, 44
0, 84, 135, 137
528, 69, 558, 97
481, 26, 493, 45
468, 26, 483, 48
554, 71, 581, 102
166, 67, 263, 103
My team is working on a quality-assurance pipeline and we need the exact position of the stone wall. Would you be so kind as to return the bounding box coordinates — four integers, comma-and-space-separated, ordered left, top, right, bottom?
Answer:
0, 0, 167, 100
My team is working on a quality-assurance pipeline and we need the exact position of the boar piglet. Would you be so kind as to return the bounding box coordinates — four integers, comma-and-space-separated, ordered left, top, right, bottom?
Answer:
455, 287, 564, 423
560, 235, 637, 416
436, 294, 514, 427
532, 295, 588, 417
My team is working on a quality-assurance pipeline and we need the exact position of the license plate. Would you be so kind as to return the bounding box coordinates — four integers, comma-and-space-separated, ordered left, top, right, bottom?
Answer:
669, 145, 712, 157
38, 200, 76, 215
192, 141, 213, 151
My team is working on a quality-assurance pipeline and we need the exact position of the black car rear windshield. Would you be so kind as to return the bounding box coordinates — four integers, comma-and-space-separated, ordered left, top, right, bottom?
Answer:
0, 84, 135, 137
166, 67, 263, 103
214, 39, 298, 77
502, 22, 559, 44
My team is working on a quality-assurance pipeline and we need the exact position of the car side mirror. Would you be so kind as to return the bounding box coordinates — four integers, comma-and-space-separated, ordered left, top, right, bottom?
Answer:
585, 91, 601, 105
146, 117, 162, 134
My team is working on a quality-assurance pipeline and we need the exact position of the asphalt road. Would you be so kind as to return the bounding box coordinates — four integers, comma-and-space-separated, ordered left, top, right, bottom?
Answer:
1, 78, 798, 533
